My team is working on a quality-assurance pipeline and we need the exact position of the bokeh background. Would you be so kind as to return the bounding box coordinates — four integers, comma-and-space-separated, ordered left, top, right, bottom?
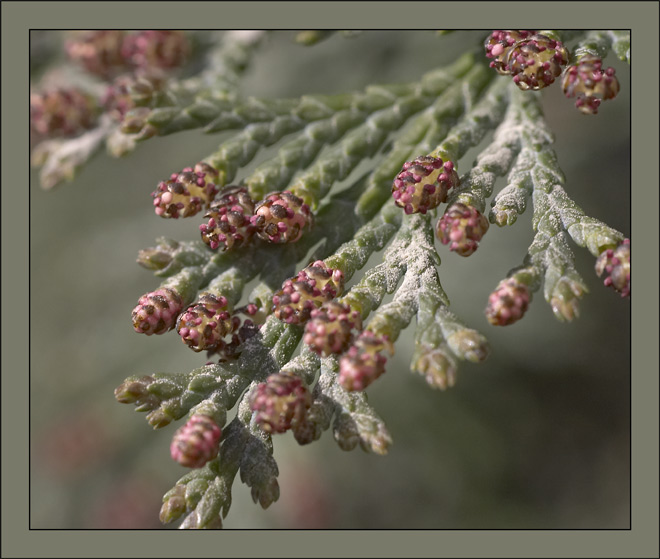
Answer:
30, 30, 630, 529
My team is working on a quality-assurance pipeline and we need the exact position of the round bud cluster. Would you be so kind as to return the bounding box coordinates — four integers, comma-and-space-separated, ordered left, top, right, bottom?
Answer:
30, 88, 99, 139
65, 30, 128, 78
392, 156, 459, 215
484, 30, 535, 74
435, 202, 490, 257
562, 56, 620, 115
338, 331, 393, 392
170, 414, 222, 469
251, 191, 313, 244
485, 277, 531, 326
102, 72, 166, 122
200, 186, 257, 251
176, 293, 239, 352
121, 30, 190, 71
303, 301, 362, 356
505, 34, 569, 90
248, 373, 312, 434
272, 261, 345, 325
132, 287, 184, 335
595, 239, 630, 298
152, 162, 220, 219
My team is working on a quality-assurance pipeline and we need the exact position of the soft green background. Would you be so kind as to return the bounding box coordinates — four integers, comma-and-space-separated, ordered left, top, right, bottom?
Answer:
28, 29, 632, 531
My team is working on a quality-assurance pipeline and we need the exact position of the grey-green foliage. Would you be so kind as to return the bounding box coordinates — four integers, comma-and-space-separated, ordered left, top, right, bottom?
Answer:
31, 30, 630, 529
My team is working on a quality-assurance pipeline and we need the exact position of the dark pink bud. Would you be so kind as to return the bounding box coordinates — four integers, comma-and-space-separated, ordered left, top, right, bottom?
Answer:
338, 331, 393, 391
392, 155, 459, 214
132, 287, 184, 335
200, 186, 256, 250
249, 373, 312, 434
273, 261, 345, 325
152, 162, 219, 219
562, 55, 620, 115
170, 415, 222, 468
485, 277, 531, 326
251, 191, 313, 244
303, 301, 362, 356
595, 239, 630, 297
435, 202, 489, 256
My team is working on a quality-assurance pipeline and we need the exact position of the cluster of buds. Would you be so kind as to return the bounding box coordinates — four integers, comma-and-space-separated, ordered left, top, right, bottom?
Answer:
152, 162, 220, 219
303, 301, 362, 356
435, 202, 490, 256
132, 287, 184, 335
485, 277, 531, 326
66, 30, 190, 77
102, 72, 167, 122
485, 31, 569, 90
251, 191, 313, 244
30, 88, 99, 139
121, 30, 190, 71
170, 414, 222, 469
595, 239, 630, 298
272, 261, 345, 325
248, 373, 312, 434
392, 156, 459, 215
176, 293, 240, 352
65, 30, 128, 78
338, 331, 394, 392
200, 186, 257, 251
562, 55, 620, 115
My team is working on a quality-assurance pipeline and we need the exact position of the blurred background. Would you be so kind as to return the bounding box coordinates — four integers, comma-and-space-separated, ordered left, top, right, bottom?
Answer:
30, 30, 630, 529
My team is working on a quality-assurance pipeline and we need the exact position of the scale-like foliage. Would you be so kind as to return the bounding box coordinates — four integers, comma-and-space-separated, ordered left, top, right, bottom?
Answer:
31, 29, 630, 529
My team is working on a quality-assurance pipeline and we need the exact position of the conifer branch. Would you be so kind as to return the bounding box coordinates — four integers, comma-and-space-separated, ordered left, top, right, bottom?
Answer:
31, 30, 629, 530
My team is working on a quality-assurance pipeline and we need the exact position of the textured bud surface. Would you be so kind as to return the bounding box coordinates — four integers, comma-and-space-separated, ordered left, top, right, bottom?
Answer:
251, 191, 313, 243
152, 163, 220, 219
200, 186, 256, 250
30, 88, 98, 138
303, 301, 362, 356
121, 30, 190, 71
170, 415, 222, 468
132, 287, 183, 335
485, 277, 531, 326
562, 56, 620, 115
436, 202, 489, 256
65, 30, 127, 77
249, 373, 312, 434
505, 34, 569, 90
339, 331, 392, 391
176, 293, 238, 352
392, 156, 459, 215
484, 30, 535, 75
595, 239, 630, 297
273, 261, 345, 325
